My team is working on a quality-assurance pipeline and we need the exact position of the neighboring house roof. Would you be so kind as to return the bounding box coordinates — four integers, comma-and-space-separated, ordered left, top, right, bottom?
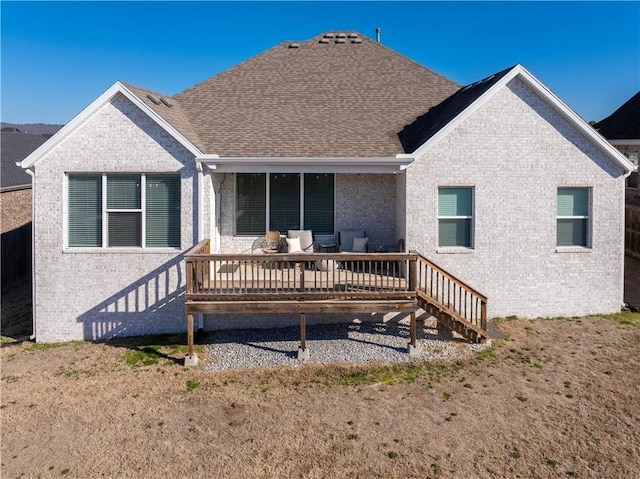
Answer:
173, 31, 460, 157
1, 132, 49, 190
594, 91, 640, 140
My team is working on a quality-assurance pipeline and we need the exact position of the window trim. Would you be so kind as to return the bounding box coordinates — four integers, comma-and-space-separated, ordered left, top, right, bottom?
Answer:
234, 173, 336, 236
437, 186, 475, 250
65, 172, 181, 250
556, 186, 591, 249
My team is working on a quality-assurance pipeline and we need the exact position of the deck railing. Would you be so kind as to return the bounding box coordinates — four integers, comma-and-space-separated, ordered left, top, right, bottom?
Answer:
415, 252, 487, 335
185, 239, 416, 302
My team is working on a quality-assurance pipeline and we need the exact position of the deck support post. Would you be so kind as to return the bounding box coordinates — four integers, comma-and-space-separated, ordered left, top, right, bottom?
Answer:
184, 313, 199, 366
298, 312, 309, 361
407, 311, 420, 357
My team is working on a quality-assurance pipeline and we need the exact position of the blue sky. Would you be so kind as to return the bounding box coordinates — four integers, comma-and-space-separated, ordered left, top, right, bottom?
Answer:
2, 1, 639, 124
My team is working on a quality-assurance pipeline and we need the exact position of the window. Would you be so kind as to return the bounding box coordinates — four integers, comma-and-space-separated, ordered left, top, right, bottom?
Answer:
235, 173, 334, 236
438, 187, 473, 248
67, 173, 180, 248
557, 187, 590, 247
627, 154, 638, 189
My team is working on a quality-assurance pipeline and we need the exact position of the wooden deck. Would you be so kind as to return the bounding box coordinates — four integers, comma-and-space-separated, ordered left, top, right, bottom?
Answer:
183, 240, 488, 364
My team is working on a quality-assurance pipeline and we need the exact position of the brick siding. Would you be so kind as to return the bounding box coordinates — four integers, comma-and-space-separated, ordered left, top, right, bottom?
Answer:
32, 95, 199, 342
405, 77, 626, 318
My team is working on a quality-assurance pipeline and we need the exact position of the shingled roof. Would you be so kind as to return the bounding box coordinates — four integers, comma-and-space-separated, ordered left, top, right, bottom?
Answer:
122, 82, 205, 151
1, 132, 49, 190
594, 91, 640, 140
169, 31, 460, 157
399, 66, 515, 153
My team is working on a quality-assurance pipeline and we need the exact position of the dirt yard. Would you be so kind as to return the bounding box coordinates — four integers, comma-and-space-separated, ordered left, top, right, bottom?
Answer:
2, 258, 639, 478
1, 312, 639, 478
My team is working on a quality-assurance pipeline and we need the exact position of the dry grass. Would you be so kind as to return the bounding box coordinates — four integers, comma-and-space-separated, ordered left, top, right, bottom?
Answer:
2, 312, 639, 478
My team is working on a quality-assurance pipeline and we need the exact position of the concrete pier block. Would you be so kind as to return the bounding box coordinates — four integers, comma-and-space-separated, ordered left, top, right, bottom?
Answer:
297, 347, 310, 362
407, 343, 420, 357
184, 353, 199, 367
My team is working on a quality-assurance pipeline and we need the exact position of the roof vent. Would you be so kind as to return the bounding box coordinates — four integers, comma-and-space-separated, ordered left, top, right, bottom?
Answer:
147, 94, 162, 105
352, 38, 362, 44
348, 33, 358, 38
336, 33, 347, 38
335, 38, 346, 44
160, 97, 173, 107
324, 33, 335, 38
289, 42, 300, 48
319, 38, 329, 44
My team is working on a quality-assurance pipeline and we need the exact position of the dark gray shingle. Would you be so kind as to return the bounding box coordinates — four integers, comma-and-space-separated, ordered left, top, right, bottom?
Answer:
594, 91, 640, 140
1, 132, 50, 189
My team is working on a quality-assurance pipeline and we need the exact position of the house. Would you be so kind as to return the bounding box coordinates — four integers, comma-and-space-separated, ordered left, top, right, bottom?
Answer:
594, 91, 640, 258
594, 91, 639, 191
20, 32, 634, 344
1, 130, 50, 286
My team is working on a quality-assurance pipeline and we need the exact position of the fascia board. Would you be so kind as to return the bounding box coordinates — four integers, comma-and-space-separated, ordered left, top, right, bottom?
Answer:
609, 139, 640, 145
196, 156, 413, 173
514, 66, 635, 174
409, 64, 635, 175
20, 82, 202, 169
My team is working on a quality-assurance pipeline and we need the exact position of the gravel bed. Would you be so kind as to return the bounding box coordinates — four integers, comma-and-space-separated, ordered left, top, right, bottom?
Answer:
202, 320, 491, 371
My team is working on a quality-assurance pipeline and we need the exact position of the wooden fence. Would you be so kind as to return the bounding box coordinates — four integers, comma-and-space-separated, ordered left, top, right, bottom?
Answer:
1, 222, 32, 287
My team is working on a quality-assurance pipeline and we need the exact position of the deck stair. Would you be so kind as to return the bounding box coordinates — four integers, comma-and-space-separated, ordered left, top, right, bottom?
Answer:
414, 253, 488, 343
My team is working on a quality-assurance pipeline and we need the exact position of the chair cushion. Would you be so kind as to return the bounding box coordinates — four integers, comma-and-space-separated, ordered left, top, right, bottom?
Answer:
286, 237, 302, 253
287, 230, 313, 251
339, 230, 365, 252
352, 236, 368, 252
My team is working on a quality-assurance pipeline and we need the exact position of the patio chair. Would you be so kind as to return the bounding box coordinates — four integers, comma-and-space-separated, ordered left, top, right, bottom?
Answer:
338, 230, 368, 252
261, 230, 282, 253
286, 230, 314, 253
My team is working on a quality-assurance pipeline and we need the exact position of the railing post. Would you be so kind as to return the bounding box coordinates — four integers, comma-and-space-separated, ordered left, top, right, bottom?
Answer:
299, 261, 305, 292
408, 256, 417, 293
481, 301, 487, 332
186, 260, 194, 294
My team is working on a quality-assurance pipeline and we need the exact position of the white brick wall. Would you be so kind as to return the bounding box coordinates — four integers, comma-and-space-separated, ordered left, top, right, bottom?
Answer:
33, 94, 198, 342
406, 77, 626, 318
34, 76, 624, 342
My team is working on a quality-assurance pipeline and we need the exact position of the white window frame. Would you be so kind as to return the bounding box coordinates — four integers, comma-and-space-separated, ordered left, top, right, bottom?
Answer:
102, 174, 146, 248
437, 186, 474, 249
556, 187, 591, 249
65, 173, 180, 249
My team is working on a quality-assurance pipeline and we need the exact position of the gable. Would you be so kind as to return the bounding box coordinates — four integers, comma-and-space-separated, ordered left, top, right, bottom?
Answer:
406, 65, 634, 175
20, 82, 202, 170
